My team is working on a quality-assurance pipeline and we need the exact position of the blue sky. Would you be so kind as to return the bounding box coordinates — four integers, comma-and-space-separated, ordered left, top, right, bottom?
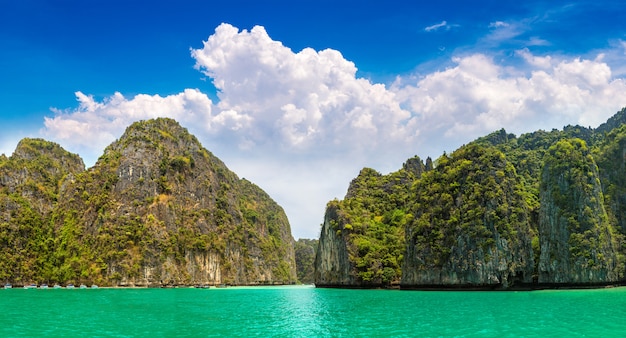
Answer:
2, 0, 626, 239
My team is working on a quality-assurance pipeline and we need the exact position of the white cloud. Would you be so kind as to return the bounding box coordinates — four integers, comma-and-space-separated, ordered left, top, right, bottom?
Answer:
43, 89, 214, 164
516, 48, 552, 69
40, 23, 626, 239
190, 23, 412, 154
425, 21, 448, 32
424, 20, 459, 32
393, 51, 626, 144
482, 19, 533, 48
527, 36, 550, 47
489, 21, 509, 28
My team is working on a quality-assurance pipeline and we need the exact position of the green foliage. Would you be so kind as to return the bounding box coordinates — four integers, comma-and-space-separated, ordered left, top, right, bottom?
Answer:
408, 143, 531, 270
0, 139, 84, 284
314, 109, 626, 287
0, 119, 297, 286
540, 137, 620, 274
328, 161, 424, 286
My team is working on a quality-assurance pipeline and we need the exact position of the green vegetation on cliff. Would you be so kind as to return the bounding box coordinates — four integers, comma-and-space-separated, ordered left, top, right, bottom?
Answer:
538, 138, 620, 283
0, 139, 84, 285
314, 158, 424, 287
295, 238, 317, 284
316, 108, 626, 289
405, 144, 534, 287
0, 119, 297, 286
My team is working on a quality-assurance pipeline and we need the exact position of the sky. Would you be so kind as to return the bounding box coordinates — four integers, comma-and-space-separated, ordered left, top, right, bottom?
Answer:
2, 0, 626, 239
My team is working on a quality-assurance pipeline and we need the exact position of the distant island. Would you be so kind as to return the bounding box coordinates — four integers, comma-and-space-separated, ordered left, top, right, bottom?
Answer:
315, 107, 626, 290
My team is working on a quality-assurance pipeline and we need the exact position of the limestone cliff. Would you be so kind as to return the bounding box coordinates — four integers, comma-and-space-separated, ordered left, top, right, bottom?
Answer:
313, 203, 353, 286
595, 123, 626, 234
0, 139, 84, 284
315, 108, 626, 289
314, 157, 425, 287
0, 119, 297, 286
538, 138, 620, 284
403, 144, 534, 289
295, 238, 317, 284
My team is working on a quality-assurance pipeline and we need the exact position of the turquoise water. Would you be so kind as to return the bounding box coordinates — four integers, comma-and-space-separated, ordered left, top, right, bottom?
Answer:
1, 285, 626, 337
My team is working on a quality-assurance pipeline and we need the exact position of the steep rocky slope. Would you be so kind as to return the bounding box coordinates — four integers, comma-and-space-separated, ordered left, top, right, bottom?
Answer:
295, 238, 317, 284
538, 138, 619, 284
315, 109, 626, 289
314, 158, 425, 287
403, 144, 535, 289
0, 118, 297, 286
0, 139, 84, 284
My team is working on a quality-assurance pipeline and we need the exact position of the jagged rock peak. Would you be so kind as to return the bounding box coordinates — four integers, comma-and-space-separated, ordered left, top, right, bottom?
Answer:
103, 118, 213, 162
45, 117, 297, 287
344, 168, 382, 199
402, 156, 427, 177
474, 128, 516, 147
0, 118, 298, 287
11, 138, 84, 169
0, 138, 84, 196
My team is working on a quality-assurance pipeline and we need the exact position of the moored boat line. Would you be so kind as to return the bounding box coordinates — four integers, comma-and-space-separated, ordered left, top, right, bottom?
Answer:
1, 282, 101, 289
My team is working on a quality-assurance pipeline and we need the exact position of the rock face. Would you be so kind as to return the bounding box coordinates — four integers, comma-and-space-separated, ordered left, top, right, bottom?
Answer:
0, 119, 297, 286
315, 109, 626, 290
294, 238, 317, 284
403, 144, 534, 289
538, 139, 619, 284
0, 139, 85, 284
0, 138, 84, 214
314, 158, 424, 287
313, 203, 353, 286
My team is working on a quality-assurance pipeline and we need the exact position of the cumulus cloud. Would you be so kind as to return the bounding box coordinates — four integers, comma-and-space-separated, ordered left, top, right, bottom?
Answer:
40, 23, 626, 239
516, 48, 552, 68
43, 89, 214, 163
392, 51, 626, 146
190, 23, 412, 155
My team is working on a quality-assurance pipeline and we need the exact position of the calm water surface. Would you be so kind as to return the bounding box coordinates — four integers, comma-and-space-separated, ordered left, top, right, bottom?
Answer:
1, 285, 626, 337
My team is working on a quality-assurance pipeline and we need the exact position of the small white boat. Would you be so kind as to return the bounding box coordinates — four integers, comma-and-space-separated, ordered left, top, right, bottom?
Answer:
53, 284, 62, 289
79, 284, 87, 289
91, 285, 99, 289
66, 284, 75, 289
3, 283, 12, 289
40, 284, 49, 289
23, 284, 37, 289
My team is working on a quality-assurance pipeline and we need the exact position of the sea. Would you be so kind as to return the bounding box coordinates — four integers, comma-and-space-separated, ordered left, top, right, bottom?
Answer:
1, 285, 625, 337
